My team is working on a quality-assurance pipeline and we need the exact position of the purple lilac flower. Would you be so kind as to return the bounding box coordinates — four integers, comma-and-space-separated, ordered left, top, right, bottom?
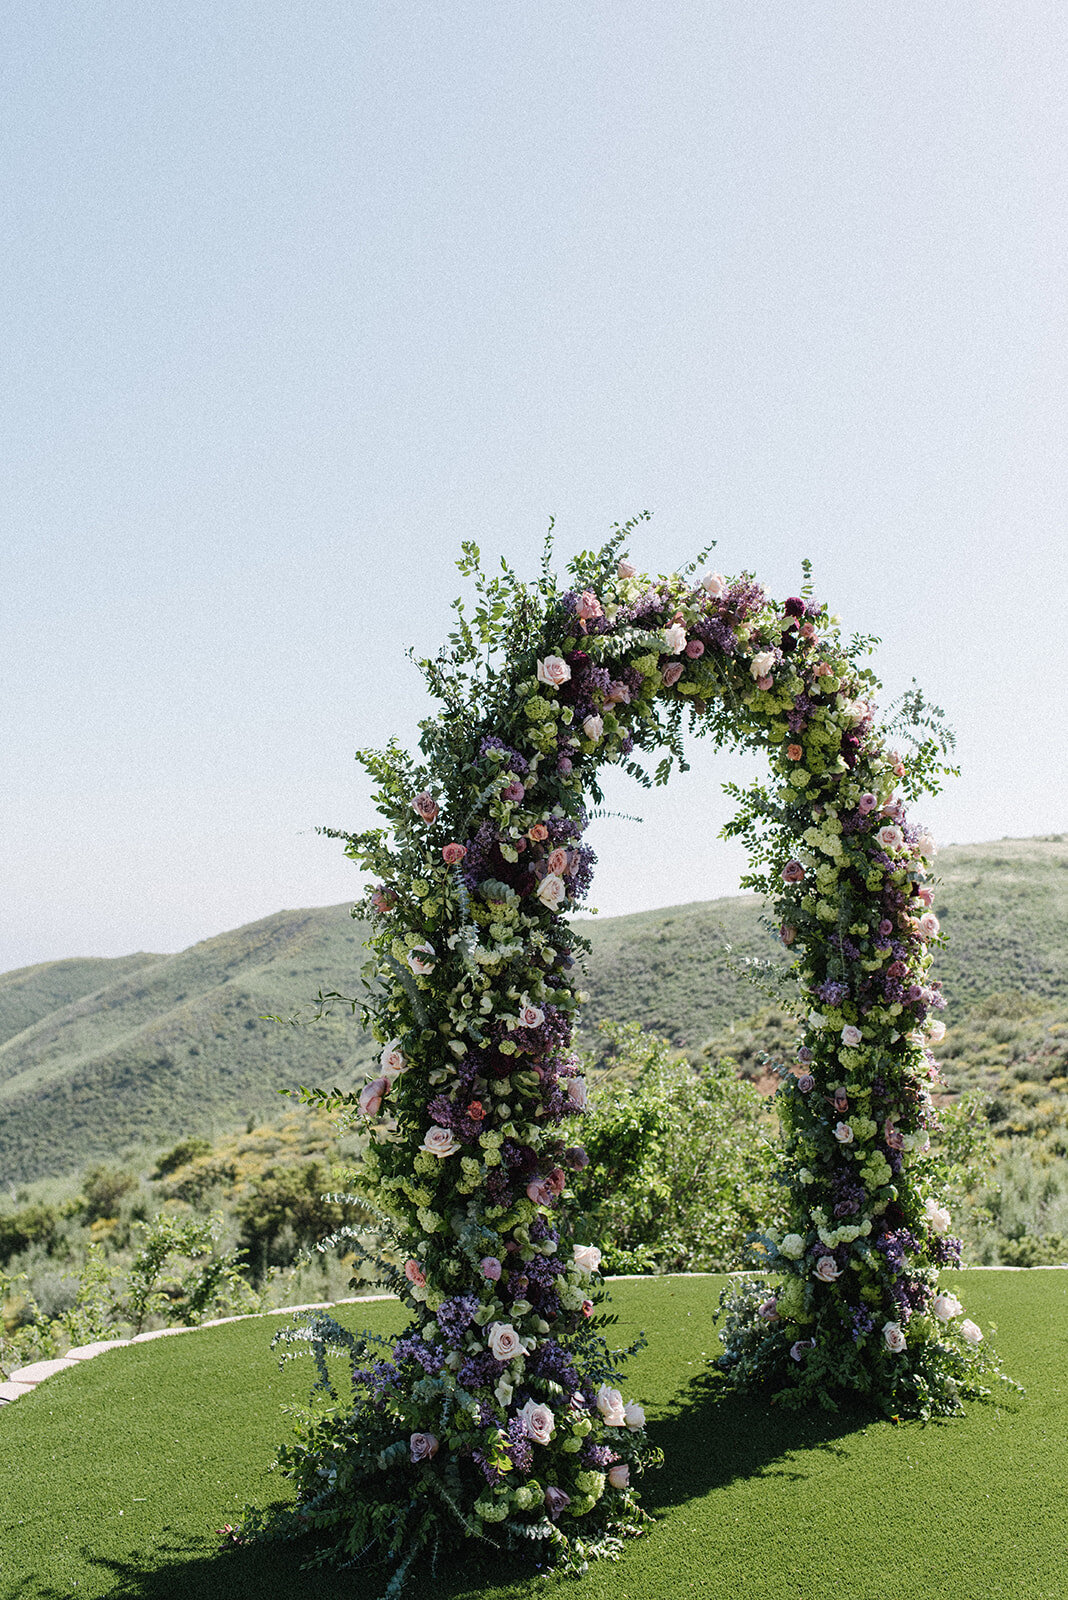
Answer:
816, 979, 850, 1006
505, 1415, 534, 1475
459, 1351, 506, 1389
436, 1293, 481, 1348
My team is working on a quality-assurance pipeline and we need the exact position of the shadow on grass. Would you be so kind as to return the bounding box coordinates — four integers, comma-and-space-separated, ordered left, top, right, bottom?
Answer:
30, 1374, 885, 1600
640, 1363, 879, 1515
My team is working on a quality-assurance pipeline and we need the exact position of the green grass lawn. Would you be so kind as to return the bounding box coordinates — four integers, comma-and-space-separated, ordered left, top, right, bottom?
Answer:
2, 1271, 1066, 1600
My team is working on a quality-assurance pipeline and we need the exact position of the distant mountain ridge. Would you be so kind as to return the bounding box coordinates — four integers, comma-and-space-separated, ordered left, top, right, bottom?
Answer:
1, 834, 1064, 1186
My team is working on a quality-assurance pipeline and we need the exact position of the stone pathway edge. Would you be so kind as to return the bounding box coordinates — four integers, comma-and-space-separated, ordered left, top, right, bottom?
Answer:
0, 1292, 399, 1407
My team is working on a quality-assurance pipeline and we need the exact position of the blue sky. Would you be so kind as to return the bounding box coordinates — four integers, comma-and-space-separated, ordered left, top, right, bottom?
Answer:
2, 2, 1066, 972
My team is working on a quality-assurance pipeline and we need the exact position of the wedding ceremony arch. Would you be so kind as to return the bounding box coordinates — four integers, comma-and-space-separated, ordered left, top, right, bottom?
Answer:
253, 527, 1000, 1584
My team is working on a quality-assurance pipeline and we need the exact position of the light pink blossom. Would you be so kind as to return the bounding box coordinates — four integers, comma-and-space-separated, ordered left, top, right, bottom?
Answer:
410, 1432, 438, 1463
750, 650, 776, 680
663, 622, 687, 654
617, 559, 637, 579
359, 1076, 391, 1117
814, 1255, 841, 1283
536, 655, 571, 688
519, 1399, 555, 1444
608, 1463, 630, 1489
420, 1125, 461, 1158
701, 572, 726, 597
661, 661, 684, 686
883, 1321, 906, 1353
488, 1322, 523, 1361
573, 1242, 601, 1272
841, 1024, 863, 1048
536, 873, 567, 910
480, 1256, 502, 1280
596, 1384, 626, 1426
404, 1259, 426, 1287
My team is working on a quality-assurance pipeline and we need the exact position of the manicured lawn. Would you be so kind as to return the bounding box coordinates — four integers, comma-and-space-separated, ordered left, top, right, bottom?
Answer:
2, 1272, 1065, 1600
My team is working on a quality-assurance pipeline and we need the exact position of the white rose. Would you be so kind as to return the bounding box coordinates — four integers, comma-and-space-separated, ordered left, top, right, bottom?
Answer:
663, 622, 687, 654
814, 1255, 841, 1283
924, 1198, 951, 1235
931, 1293, 962, 1322
583, 713, 604, 742
617, 559, 637, 579
536, 655, 571, 688
702, 571, 726, 597
420, 1125, 461, 1158
883, 1321, 906, 1353
877, 825, 904, 852
380, 1039, 407, 1075
914, 830, 937, 859
518, 1399, 554, 1444
596, 1384, 627, 1427
841, 1024, 863, 1048
623, 1401, 646, 1431
917, 912, 940, 940
517, 1000, 545, 1029
926, 1020, 946, 1045
536, 873, 567, 910
488, 1322, 523, 1362
834, 1122, 854, 1145
960, 1319, 983, 1345
573, 1243, 602, 1273
750, 650, 776, 680
407, 942, 436, 974
779, 1233, 805, 1260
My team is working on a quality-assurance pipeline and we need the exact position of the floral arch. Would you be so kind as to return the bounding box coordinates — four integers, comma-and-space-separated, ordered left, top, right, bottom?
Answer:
258, 526, 1002, 1582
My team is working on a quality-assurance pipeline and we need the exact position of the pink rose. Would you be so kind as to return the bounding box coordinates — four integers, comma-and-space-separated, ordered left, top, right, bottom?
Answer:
488, 1322, 522, 1361
782, 860, 805, 884
750, 650, 776, 680
518, 1398, 555, 1443
624, 1401, 645, 1430
480, 1256, 502, 1280
536, 655, 571, 688
916, 885, 934, 907
544, 1486, 571, 1520
412, 791, 439, 823
596, 1384, 626, 1426
790, 1339, 815, 1362
526, 1177, 555, 1206
404, 1259, 426, 1287
661, 661, 684, 686
833, 1087, 849, 1113
369, 886, 396, 914
576, 590, 603, 621
663, 622, 687, 653
605, 679, 631, 705
758, 1297, 779, 1321
380, 1039, 407, 1075
834, 1121, 854, 1144
797, 1073, 815, 1093
358, 1075, 391, 1117
878, 918, 894, 938
857, 793, 878, 814
608, 1463, 630, 1489
917, 912, 940, 940
536, 873, 567, 909
517, 1000, 545, 1029
420, 1125, 461, 1158
547, 1166, 567, 1195
581, 1298, 594, 1318
882, 1321, 906, 1353
701, 572, 726, 597
583, 713, 604, 742
814, 1255, 841, 1283
557, 756, 573, 775
960, 1319, 983, 1345
616, 558, 637, 579
780, 924, 796, 945
931, 1292, 962, 1322
685, 638, 705, 659
877, 824, 904, 852
410, 1432, 438, 1463
841, 1024, 863, 1048
566, 1077, 588, 1110
757, 674, 773, 690
546, 847, 569, 876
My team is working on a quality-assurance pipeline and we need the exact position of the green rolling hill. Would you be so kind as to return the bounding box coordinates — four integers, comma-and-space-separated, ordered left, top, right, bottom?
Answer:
1, 834, 1065, 1186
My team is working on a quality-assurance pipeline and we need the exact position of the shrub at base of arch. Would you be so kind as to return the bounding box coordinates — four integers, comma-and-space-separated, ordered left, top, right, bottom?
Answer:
251, 527, 1012, 1583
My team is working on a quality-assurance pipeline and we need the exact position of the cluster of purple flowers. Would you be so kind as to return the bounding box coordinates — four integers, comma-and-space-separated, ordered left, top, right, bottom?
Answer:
436, 1293, 481, 1348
